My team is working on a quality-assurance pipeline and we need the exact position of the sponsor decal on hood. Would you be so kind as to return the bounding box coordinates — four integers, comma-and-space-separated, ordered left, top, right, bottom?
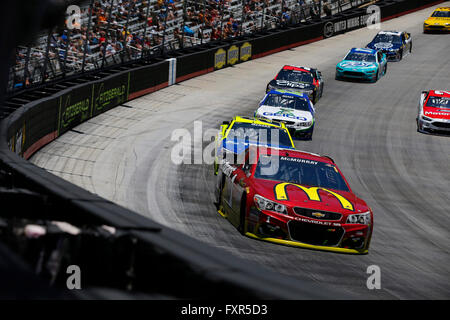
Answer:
424, 109, 450, 120
272, 80, 313, 90
373, 42, 394, 49
340, 61, 376, 68
257, 106, 312, 122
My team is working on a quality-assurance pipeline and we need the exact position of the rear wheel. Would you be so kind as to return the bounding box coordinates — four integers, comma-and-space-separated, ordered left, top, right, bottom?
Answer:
398, 49, 403, 61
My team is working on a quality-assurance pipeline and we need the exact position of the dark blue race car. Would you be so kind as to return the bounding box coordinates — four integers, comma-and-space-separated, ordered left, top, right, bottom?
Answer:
366, 30, 412, 61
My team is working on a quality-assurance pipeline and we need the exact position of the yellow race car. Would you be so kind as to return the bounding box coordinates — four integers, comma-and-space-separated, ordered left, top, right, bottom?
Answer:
213, 116, 295, 175
424, 7, 450, 33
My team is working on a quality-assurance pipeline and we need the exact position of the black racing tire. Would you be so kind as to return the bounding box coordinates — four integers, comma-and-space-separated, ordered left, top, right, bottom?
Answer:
384, 63, 387, 75
239, 194, 247, 234
410, 43, 412, 53
213, 160, 218, 175
398, 49, 403, 61
214, 174, 226, 210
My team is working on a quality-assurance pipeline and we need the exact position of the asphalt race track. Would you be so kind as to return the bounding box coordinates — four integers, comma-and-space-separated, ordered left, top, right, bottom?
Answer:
31, 3, 450, 299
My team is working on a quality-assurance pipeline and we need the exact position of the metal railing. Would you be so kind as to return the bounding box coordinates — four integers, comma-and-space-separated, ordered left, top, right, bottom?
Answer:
6, 0, 373, 93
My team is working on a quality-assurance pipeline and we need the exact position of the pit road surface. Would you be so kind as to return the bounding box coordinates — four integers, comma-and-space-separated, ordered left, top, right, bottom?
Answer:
31, 3, 450, 299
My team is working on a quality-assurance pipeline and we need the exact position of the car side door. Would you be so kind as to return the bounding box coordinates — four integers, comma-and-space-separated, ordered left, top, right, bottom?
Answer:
377, 51, 386, 76
315, 70, 324, 97
221, 157, 249, 228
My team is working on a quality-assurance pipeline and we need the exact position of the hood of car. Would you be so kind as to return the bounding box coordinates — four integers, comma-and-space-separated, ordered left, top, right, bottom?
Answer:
251, 179, 367, 215
425, 17, 450, 25
256, 105, 313, 122
269, 79, 314, 91
423, 105, 450, 120
338, 61, 377, 69
368, 41, 401, 51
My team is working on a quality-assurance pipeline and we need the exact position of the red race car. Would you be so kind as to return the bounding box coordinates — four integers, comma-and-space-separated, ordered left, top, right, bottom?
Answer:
417, 90, 450, 134
214, 146, 373, 254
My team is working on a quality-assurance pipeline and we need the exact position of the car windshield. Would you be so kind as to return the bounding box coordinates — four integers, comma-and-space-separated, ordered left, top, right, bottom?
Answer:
426, 96, 450, 109
263, 93, 310, 112
344, 52, 376, 62
276, 70, 314, 83
254, 155, 350, 192
431, 11, 450, 17
227, 122, 293, 147
373, 34, 402, 44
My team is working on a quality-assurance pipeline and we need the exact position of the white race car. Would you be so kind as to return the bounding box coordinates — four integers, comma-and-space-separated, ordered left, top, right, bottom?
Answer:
255, 89, 316, 140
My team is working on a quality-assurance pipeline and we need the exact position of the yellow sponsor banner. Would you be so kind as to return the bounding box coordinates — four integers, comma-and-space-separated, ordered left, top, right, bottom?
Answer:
240, 42, 252, 62
227, 45, 239, 65
214, 48, 226, 69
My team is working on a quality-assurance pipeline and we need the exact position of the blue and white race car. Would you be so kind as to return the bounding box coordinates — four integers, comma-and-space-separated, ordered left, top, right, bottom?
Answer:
335, 48, 388, 82
366, 30, 412, 61
254, 89, 315, 140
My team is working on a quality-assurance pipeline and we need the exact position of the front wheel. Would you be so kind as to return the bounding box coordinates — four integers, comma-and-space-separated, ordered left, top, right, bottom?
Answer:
313, 91, 318, 104
416, 117, 421, 133
213, 160, 219, 175
373, 69, 379, 82
214, 174, 225, 210
238, 194, 247, 234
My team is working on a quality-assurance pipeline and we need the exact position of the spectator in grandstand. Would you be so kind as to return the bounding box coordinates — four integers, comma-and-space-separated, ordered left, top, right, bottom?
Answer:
309, 1, 320, 19
281, 7, 291, 26
184, 25, 195, 37
324, 1, 332, 17
173, 27, 182, 45
211, 27, 221, 40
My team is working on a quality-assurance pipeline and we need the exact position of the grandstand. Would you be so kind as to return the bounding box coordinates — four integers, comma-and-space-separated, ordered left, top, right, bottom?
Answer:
6, 0, 371, 93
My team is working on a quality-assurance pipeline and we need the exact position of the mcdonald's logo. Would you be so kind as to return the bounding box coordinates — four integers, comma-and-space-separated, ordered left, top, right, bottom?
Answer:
274, 183, 354, 211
